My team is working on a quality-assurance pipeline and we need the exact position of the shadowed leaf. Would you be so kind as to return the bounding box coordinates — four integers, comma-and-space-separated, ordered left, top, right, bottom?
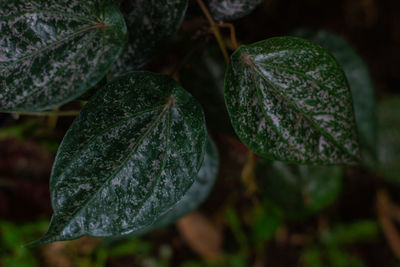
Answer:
207, 0, 263, 21
110, 0, 188, 75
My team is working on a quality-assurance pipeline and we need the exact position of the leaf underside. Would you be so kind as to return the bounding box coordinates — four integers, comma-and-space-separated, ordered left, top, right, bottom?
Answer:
0, 0, 127, 112
224, 37, 360, 164
30, 71, 207, 246
110, 0, 188, 75
207, 0, 263, 21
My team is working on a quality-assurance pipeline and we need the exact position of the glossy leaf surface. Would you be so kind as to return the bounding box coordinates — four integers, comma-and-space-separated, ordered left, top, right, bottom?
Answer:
207, 0, 263, 21
224, 37, 360, 164
293, 30, 376, 162
110, 0, 188, 75
130, 137, 219, 236
0, 0, 127, 111
376, 97, 400, 184
31, 71, 207, 245
256, 160, 343, 221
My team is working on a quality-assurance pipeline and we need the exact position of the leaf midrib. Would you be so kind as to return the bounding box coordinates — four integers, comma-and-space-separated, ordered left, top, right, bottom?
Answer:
257, 62, 349, 122
0, 10, 97, 23
257, 62, 338, 94
14, 31, 98, 106
247, 64, 292, 150
52, 99, 173, 239
249, 59, 357, 161
127, 108, 172, 232
2, 23, 101, 72
53, 104, 166, 179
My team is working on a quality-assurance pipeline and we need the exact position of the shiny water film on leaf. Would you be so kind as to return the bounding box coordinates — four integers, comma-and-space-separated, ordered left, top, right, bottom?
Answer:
292, 29, 376, 163
110, 0, 188, 75
30, 71, 207, 245
224, 37, 360, 164
0, 0, 128, 111
207, 0, 263, 21
125, 137, 219, 237
256, 159, 343, 221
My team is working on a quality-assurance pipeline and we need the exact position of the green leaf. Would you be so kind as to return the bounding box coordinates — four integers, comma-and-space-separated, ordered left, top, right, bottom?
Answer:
207, 0, 263, 21
75, 76, 107, 101
224, 37, 360, 164
250, 201, 282, 249
0, 0, 127, 112
292, 30, 376, 163
127, 137, 219, 236
376, 97, 400, 184
256, 160, 343, 221
321, 220, 379, 246
110, 0, 188, 75
302, 247, 365, 267
180, 46, 234, 135
29, 71, 207, 245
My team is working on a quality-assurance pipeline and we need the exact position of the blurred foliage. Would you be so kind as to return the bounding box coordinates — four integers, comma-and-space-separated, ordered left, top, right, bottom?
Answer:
256, 160, 343, 221
0, 220, 48, 267
302, 220, 380, 267
0, 120, 59, 154
375, 97, 400, 184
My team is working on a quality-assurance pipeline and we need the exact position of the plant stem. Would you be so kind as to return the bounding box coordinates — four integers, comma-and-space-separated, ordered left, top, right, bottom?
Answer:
377, 189, 400, 258
218, 22, 239, 50
47, 107, 60, 129
241, 150, 258, 194
196, 0, 230, 64
10, 110, 80, 117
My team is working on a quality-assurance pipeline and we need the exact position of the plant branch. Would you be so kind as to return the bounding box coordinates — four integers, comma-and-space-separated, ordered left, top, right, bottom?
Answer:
218, 22, 239, 50
10, 110, 80, 117
241, 150, 258, 194
196, 0, 229, 64
377, 189, 400, 258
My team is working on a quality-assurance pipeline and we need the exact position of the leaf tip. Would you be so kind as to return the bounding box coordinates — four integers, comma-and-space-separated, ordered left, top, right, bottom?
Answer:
24, 234, 53, 248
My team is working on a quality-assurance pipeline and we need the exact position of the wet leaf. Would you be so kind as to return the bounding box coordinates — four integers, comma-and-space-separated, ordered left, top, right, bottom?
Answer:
110, 0, 188, 75
256, 160, 343, 221
224, 37, 360, 164
207, 0, 263, 21
140, 137, 219, 233
293, 29, 376, 162
29, 71, 207, 245
0, 0, 127, 111
120, 137, 219, 238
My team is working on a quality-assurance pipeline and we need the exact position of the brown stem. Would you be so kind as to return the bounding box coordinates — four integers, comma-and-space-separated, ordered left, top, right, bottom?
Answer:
376, 189, 400, 258
218, 22, 239, 50
196, 0, 229, 64
10, 110, 80, 117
